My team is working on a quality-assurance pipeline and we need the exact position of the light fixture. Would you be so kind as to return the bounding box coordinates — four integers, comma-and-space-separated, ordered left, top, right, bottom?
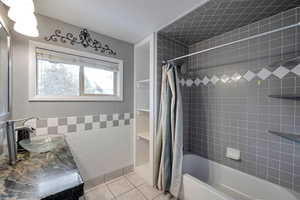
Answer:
14, 22, 39, 37
3, 0, 39, 37
8, 8, 37, 24
1, 0, 14, 7
1, 0, 34, 8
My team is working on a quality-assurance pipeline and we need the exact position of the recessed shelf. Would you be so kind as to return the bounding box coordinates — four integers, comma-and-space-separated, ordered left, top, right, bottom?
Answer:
268, 94, 300, 100
137, 108, 150, 112
268, 130, 300, 143
137, 79, 150, 83
138, 132, 149, 141
136, 79, 150, 88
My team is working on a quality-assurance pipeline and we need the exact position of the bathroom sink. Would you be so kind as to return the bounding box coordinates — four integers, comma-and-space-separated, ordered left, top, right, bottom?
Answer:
19, 135, 64, 153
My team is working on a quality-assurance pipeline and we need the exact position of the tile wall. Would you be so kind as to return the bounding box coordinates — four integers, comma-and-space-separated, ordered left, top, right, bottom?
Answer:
180, 7, 300, 193
24, 113, 134, 135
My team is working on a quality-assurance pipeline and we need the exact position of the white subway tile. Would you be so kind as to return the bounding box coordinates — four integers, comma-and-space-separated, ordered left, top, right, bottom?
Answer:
100, 114, 107, 121
48, 118, 58, 127
67, 116, 77, 125
85, 115, 93, 123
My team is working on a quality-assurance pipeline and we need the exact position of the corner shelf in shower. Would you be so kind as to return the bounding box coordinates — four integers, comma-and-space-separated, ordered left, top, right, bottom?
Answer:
136, 79, 150, 88
137, 108, 150, 112
268, 130, 300, 143
268, 94, 300, 100
137, 79, 150, 83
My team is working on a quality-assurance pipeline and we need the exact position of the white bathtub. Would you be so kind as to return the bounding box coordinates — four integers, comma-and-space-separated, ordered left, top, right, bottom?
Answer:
181, 154, 300, 200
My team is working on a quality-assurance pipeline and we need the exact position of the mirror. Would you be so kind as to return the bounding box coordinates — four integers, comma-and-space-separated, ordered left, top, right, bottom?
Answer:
0, 22, 10, 120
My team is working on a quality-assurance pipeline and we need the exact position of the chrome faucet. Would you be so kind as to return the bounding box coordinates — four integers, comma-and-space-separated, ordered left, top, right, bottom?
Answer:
6, 117, 39, 165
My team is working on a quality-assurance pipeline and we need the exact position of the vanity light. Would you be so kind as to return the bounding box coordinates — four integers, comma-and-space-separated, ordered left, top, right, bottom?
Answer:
14, 22, 39, 37
7, 0, 35, 22
1, 0, 34, 8
1, 0, 14, 7
3, 0, 39, 37
8, 8, 37, 24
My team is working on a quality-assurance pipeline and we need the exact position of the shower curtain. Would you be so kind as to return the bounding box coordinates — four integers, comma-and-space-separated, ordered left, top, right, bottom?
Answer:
155, 63, 183, 198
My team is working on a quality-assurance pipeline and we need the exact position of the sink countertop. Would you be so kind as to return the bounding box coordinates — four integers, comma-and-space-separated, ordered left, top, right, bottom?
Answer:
0, 137, 84, 200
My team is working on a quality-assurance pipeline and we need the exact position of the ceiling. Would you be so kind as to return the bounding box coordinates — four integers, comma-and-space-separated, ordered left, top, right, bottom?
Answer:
159, 0, 300, 45
34, 0, 208, 44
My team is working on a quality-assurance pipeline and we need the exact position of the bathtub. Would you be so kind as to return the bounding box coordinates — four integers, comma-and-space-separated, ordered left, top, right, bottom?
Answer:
181, 154, 300, 200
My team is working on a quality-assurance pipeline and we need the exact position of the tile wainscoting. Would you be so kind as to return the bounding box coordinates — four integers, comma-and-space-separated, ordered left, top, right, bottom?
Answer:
23, 113, 134, 135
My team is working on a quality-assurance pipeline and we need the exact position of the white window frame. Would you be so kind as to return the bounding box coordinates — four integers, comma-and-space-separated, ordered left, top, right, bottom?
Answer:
28, 41, 123, 102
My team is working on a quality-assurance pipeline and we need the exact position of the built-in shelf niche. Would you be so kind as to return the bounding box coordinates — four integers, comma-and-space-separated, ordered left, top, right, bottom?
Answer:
268, 94, 300, 100
137, 108, 150, 112
137, 79, 150, 83
134, 34, 154, 185
138, 132, 150, 141
268, 130, 300, 143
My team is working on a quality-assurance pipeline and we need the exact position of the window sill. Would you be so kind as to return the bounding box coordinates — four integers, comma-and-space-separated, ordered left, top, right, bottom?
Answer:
28, 96, 123, 102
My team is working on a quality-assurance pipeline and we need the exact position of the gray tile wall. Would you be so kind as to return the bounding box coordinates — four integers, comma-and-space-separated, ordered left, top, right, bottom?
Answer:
185, 7, 300, 193
156, 34, 190, 151
160, 0, 300, 45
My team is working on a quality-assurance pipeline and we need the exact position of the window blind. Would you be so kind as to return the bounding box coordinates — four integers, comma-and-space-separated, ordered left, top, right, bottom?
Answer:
36, 48, 119, 71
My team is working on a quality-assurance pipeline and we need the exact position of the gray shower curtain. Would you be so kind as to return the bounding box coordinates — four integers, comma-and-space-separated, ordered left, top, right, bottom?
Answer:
155, 63, 183, 198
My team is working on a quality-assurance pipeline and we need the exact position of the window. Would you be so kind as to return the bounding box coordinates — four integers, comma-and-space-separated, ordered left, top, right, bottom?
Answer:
29, 41, 123, 101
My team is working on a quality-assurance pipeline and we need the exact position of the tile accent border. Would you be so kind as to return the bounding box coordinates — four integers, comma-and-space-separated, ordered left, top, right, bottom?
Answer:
180, 64, 300, 87
84, 165, 134, 190
24, 113, 134, 135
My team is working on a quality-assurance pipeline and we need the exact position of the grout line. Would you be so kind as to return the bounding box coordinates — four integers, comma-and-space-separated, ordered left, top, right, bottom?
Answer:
124, 173, 161, 200
104, 184, 116, 200
106, 175, 137, 199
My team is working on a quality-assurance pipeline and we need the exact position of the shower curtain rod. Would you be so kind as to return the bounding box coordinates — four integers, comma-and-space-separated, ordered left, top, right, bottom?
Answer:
166, 22, 300, 63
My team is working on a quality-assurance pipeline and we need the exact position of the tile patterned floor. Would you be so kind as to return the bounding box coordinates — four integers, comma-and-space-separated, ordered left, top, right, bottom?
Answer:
85, 172, 172, 200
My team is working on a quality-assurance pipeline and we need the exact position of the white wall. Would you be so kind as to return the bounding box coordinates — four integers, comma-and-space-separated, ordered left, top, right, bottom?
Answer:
65, 125, 133, 181
0, 3, 134, 182
11, 14, 134, 119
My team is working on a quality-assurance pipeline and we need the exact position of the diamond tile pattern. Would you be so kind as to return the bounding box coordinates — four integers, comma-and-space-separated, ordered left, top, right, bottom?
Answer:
243, 71, 256, 81
211, 75, 220, 84
257, 68, 272, 80
186, 79, 193, 87
159, 0, 300, 45
194, 78, 201, 86
292, 64, 300, 76
202, 76, 210, 85
273, 66, 290, 79
179, 65, 296, 87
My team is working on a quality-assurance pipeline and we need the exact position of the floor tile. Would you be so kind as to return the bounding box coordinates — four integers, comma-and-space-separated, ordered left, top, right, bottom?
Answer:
107, 176, 134, 197
105, 175, 123, 184
85, 185, 114, 200
125, 172, 146, 187
116, 189, 146, 200
153, 193, 174, 200
138, 184, 162, 200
